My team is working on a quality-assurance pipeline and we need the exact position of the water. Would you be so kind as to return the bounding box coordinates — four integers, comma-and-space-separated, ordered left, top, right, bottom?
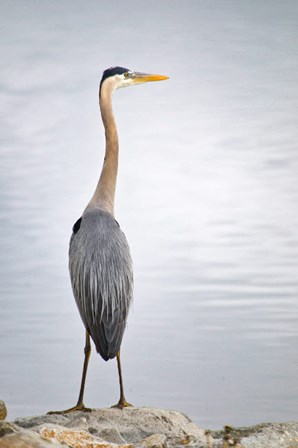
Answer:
1, 0, 298, 429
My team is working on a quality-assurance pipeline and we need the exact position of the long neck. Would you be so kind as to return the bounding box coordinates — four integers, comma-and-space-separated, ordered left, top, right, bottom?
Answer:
86, 80, 118, 217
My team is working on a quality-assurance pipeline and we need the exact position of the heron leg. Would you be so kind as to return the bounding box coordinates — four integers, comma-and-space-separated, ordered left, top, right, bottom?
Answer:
48, 331, 92, 414
112, 351, 132, 409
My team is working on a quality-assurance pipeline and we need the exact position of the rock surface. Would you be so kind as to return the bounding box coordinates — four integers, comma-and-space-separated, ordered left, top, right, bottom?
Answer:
14, 407, 206, 445
231, 422, 298, 448
1, 407, 210, 448
0, 406, 297, 448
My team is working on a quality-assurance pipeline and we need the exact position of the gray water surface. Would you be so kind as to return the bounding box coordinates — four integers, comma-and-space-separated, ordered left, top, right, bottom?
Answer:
1, 1, 298, 429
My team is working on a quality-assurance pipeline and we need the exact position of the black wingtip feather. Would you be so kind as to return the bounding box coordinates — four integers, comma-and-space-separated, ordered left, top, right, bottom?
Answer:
73, 217, 82, 234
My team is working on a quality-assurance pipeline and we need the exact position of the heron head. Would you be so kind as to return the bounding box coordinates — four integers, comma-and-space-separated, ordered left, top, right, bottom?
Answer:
100, 66, 169, 92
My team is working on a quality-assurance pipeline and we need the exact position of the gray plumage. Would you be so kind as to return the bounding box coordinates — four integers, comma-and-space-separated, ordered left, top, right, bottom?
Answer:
69, 207, 133, 361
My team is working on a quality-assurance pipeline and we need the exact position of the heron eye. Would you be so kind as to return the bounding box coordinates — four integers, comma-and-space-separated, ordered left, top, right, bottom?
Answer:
123, 72, 129, 78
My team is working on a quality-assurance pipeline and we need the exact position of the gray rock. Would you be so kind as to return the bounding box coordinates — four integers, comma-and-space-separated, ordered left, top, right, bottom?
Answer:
15, 407, 208, 446
0, 421, 62, 448
240, 422, 298, 448
1, 407, 297, 448
0, 421, 19, 438
211, 422, 298, 448
135, 433, 167, 448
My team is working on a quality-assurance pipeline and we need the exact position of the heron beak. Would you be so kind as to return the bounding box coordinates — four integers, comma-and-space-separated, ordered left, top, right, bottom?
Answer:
131, 72, 169, 84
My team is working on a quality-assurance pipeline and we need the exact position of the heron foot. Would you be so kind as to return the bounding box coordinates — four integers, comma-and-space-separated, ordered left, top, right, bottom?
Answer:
47, 403, 92, 415
112, 399, 133, 409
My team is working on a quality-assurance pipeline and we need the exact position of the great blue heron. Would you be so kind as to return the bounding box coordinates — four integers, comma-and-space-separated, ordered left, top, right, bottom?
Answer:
49, 67, 168, 413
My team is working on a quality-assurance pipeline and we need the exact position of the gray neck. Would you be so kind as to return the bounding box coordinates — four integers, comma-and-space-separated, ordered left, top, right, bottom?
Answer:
86, 80, 118, 217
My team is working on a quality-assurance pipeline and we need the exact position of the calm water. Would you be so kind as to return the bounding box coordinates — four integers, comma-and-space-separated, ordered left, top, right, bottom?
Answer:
1, 1, 298, 429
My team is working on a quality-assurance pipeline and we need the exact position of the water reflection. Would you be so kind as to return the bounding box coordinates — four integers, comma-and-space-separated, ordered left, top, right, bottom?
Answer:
0, 0, 298, 429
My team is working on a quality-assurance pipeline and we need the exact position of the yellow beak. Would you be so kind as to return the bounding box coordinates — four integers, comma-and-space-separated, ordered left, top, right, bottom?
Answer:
131, 72, 169, 84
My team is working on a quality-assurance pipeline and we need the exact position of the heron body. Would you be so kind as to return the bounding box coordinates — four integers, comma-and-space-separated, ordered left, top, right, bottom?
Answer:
69, 208, 133, 361
49, 66, 168, 414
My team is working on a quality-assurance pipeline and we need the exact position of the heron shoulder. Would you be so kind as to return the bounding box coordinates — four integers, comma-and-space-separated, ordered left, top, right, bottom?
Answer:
69, 207, 130, 262
71, 208, 120, 236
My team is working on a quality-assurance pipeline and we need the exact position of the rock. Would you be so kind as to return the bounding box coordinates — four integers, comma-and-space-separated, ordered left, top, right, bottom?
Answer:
0, 407, 298, 448
0, 420, 61, 447
14, 407, 208, 446
0, 402, 7, 421
39, 425, 128, 447
135, 433, 167, 448
211, 422, 298, 448
0, 421, 19, 438
0, 431, 62, 448
240, 422, 298, 448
